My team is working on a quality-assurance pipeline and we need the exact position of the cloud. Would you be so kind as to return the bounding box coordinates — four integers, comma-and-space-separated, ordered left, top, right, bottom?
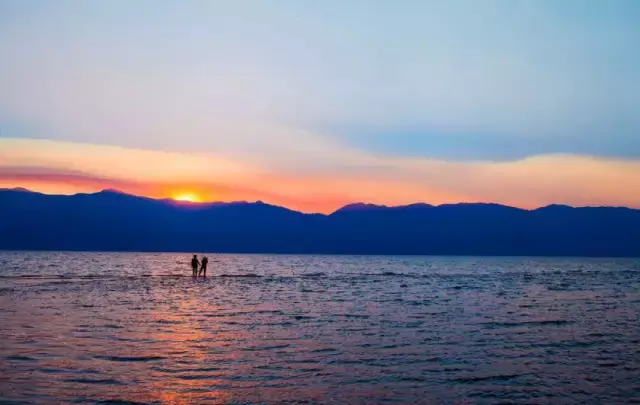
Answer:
1, 0, 639, 162
0, 165, 350, 213
1, 2, 639, 211
2, 138, 639, 212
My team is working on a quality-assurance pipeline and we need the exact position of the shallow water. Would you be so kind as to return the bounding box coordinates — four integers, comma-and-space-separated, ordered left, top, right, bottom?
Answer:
0, 252, 639, 404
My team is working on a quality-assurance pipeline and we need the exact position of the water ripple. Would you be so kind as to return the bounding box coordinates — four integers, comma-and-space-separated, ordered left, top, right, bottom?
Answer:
0, 252, 639, 404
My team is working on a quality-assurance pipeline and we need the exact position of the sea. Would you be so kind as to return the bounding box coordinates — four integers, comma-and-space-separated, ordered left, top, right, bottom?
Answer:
0, 252, 639, 404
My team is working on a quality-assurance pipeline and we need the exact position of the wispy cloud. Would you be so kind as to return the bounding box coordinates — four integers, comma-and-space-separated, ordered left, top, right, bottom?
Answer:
1, 1, 639, 210
2, 138, 639, 212
1, 0, 639, 161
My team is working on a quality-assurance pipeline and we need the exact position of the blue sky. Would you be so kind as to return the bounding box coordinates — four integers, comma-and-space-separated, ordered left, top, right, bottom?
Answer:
1, 1, 639, 210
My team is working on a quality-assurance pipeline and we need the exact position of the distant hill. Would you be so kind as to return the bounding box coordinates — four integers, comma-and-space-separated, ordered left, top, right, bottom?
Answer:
1, 188, 639, 256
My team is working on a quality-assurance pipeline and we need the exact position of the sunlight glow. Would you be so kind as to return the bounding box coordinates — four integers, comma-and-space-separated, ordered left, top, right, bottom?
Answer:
173, 193, 200, 203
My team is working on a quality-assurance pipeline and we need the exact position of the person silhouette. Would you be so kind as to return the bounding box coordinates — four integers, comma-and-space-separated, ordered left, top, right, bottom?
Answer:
199, 256, 209, 277
191, 255, 200, 277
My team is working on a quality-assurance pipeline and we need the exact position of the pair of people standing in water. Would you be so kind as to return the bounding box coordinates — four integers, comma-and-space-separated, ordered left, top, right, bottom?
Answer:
191, 255, 209, 277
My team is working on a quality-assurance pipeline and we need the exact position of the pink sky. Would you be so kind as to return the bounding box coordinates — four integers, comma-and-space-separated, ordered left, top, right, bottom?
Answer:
2, 138, 639, 213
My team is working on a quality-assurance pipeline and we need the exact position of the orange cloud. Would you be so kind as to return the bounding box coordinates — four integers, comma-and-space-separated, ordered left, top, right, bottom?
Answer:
0, 166, 352, 213
1, 138, 640, 213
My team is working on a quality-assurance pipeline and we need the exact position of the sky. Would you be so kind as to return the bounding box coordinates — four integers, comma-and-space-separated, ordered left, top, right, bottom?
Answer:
1, 0, 639, 212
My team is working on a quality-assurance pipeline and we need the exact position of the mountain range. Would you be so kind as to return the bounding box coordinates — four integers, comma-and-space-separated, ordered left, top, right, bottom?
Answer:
1, 188, 639, 256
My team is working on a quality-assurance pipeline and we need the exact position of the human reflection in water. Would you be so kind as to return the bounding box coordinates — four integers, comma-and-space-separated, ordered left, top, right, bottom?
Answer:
191, 255, 200, 277
199, 256, 209, 277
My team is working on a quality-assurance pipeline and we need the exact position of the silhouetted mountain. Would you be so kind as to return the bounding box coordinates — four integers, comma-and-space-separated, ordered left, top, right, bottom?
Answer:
0, 187, 32, 192
334, 203, 389, 212
1, 189, 639, 256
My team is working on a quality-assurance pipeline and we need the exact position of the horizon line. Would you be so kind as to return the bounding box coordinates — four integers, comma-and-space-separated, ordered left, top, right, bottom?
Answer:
2, 186, 637, 214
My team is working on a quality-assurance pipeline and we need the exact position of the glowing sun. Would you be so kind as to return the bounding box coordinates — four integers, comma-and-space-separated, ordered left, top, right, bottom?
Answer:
173, 193, 200, 203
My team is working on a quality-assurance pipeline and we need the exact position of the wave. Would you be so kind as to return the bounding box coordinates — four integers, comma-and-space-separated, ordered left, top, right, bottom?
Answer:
453, 373, 528, 383
5, 355, 37, 361
0, 274, 190, 280
94, 355, 165, 362
0, 271, 431, 282
481, 320, 572, 328
63, 378, 125, 385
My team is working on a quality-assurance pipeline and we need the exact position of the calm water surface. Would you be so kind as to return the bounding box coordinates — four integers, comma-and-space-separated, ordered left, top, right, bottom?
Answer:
0, 253, 639, 404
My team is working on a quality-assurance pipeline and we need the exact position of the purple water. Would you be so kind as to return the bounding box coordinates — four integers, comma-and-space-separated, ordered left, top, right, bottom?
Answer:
1, 252, 639, 404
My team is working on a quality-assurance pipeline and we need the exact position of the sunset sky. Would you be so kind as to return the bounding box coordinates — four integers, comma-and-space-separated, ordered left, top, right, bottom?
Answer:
1, 0, 640, 213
